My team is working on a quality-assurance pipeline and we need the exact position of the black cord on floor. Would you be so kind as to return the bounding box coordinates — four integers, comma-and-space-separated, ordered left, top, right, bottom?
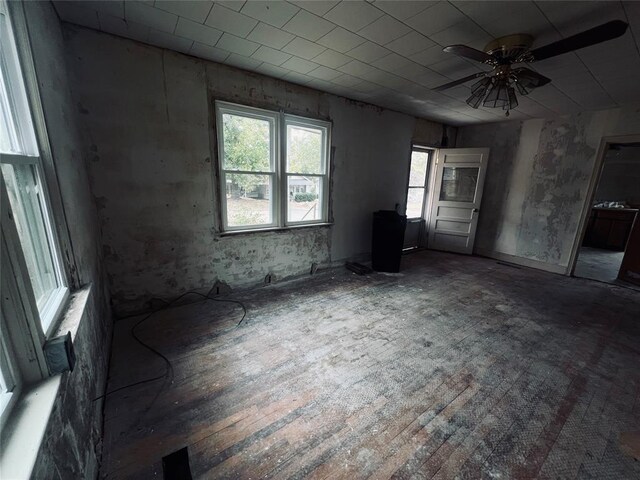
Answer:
92, 289, 247, 402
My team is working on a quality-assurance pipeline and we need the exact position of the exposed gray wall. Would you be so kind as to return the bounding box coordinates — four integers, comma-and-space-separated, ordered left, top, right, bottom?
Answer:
595, 146, 640, 206
457, 107, 640, 271
61, 25, 447, 316
19, 2, 111, 478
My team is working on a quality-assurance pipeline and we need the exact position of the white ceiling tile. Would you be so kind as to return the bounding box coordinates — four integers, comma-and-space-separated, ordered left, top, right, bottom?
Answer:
429, 19, 493, 48
395, 62, 432, 80
175, 18, 222, 46
154, 1, 213, 23
289, 1, 340, 17
414, 69, 449, 88
255, 62, 290, 78
308, 65, 342, 81
125, 2, 177, 34
331, 73, 363, 87
407, 2, 465, 36
283, 9, 336, 41
251, 45, 292, 66
317, 27, 366, 53
410, 44, 450, 66
282, 37, 326, 59
216, 32, 260, 56
224, 53, 262, 70
323, 1, 384, 32
281, 56, 319, 74
312, 49, 352, 69
205, 4, 257, 37
98, 13, 149, 42
358, 15, 411, 44
282, 71, 314, 85
373, 1, 436, 21
366, 69, 412, 89
347, 41, 390, 63
386, 31, 435, 57
55, 2, 100, 29
216, 1, 246, 12
190, 42, 230, 62
429, 57, 482, 79
91, 1, 125, 18
338, 59, 377, 77
247, 23, 295, 49
240, 0, 299, 28
372, 53, 413, 72
147, 29, 193, 53
352, 80, 381, 93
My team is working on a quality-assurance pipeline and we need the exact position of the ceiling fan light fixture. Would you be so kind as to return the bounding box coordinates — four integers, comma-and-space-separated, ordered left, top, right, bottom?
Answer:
483, 78, 509, 108
466, 88, 485, 108
514, 80, 529, 96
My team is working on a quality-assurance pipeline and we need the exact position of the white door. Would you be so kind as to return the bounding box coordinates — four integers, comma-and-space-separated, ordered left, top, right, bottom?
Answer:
428, 148, 489, 254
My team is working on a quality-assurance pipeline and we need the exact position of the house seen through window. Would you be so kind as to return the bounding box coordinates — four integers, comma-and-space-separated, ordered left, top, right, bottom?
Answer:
216, 102, 330, 231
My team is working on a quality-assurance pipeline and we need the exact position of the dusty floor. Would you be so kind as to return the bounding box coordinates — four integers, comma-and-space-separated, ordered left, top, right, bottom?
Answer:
574, 246, 625, 284
101, 251, 640, 479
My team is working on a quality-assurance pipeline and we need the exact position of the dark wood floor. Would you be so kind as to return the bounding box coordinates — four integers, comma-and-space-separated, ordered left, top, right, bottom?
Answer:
100, 251, 640, 479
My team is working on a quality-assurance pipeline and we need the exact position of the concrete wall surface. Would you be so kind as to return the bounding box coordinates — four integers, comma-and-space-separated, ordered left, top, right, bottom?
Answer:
457, 106, 640, 271
18, 2, 112, 477
61, 25, 447, 315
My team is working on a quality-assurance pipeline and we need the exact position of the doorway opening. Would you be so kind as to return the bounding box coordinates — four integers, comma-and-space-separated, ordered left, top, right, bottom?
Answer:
403, 146, 434, 251
572, 140, 640, 286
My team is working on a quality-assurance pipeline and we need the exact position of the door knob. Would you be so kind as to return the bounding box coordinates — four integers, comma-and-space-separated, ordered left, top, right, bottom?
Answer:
472, 208, 479, 212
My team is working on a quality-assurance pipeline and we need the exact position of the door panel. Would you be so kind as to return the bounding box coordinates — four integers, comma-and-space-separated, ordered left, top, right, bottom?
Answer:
428, 148, 489, 254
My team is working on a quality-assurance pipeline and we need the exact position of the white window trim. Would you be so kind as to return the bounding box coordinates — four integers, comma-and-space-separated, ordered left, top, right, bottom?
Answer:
215, 101, 331, 232
405, 146, 434, 220
0, 0, 71, 430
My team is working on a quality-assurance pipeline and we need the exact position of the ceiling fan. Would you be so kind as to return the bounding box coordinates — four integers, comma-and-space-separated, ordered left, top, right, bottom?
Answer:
433, 20, 629, 116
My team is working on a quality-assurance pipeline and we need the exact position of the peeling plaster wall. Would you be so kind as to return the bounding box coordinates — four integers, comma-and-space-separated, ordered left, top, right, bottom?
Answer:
20, 2, 111, 478
61, 25, 446, 316
457, 106, 640, 271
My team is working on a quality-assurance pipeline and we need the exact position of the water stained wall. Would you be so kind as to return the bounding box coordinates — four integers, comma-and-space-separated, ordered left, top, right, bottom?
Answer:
457, 106, 640, 271
61, 25, 447, 316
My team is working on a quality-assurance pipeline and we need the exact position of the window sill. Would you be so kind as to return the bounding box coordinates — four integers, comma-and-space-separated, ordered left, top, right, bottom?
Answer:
0, 285, 92, 480
219, 222, 333, 237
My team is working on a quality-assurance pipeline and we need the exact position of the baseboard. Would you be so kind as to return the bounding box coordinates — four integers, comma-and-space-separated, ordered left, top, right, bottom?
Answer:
474, 248, 568, 275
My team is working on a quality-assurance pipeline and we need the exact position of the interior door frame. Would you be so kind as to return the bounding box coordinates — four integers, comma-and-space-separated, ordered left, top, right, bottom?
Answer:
404, 144, 437, 249
567, 133, 640, 276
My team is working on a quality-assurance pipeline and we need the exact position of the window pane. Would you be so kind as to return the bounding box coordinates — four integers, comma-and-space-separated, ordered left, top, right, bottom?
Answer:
286, 124, 323, 174
221, 113, 272, 172
225, 173, 272, 227
439, 167, 479, 202
288, 175, 321, 222
1, 163, 58, 310
409, 150, 429, 187
406, 187, 425, 218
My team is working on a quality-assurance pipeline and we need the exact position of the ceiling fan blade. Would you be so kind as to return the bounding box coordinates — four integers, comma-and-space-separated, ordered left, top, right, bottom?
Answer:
432, 72, 486, 91
529, 20, 628, 61
513, 67, 552, 88
443, 45, 494, 64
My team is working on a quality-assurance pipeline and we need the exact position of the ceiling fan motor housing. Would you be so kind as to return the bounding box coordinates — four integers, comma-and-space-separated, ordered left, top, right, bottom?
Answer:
484, 34, 534, 64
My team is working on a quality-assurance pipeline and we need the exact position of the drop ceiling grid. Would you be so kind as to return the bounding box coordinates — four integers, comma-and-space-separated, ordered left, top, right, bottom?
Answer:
52, 0, 639, 125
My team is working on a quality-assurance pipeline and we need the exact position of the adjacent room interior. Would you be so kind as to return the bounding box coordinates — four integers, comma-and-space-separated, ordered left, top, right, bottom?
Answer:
0, 1, 639, 479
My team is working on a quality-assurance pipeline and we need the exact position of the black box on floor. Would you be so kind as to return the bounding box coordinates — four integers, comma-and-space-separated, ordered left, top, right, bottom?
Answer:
372, 210, 406, 273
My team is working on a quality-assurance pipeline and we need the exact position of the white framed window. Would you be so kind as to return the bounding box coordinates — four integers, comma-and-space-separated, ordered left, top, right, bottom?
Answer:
406, 147, 433, 219
215, 101, 331, 232
0, 0, 69, 425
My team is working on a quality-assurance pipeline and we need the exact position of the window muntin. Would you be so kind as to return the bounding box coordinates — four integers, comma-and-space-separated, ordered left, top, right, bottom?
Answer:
216, 102, 330, 231
406, 148, 431, 219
